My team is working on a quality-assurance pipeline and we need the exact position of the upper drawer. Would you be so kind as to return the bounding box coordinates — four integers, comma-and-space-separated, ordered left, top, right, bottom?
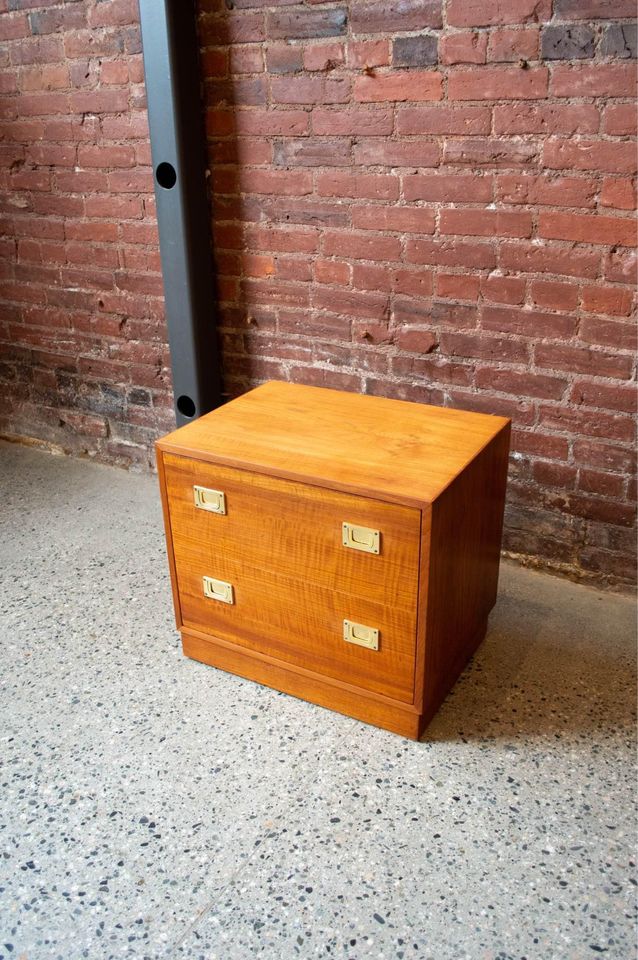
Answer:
162, 453, 421, 611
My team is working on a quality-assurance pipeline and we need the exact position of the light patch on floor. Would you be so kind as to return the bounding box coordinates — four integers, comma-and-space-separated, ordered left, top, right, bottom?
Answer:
0, 440, 635, 960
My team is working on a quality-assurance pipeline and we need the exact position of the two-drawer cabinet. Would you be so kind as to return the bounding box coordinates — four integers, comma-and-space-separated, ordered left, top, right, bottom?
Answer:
157, 381, 510, 739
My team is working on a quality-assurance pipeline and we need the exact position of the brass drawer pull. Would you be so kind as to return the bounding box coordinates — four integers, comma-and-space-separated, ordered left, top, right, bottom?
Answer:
342, 522, 380, 555
202, 576, 234, 605
193, 485, 226, 515
343, 619, 379, 651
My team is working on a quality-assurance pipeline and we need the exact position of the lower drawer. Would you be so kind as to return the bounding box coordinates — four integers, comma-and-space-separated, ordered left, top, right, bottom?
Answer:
175, 555, 417, 703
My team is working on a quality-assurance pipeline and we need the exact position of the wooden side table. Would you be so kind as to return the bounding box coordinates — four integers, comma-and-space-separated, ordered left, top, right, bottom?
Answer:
157, 381, 510, 738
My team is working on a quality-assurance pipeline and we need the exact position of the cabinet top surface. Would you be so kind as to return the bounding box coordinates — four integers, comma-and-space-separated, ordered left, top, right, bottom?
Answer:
157, 381, 510, 504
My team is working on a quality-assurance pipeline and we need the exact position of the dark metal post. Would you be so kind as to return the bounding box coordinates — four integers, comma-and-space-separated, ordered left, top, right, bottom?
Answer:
139, 0, 222, 427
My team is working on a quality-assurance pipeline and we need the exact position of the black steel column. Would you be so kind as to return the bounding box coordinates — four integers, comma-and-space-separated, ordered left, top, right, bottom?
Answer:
139, 0, 222, 427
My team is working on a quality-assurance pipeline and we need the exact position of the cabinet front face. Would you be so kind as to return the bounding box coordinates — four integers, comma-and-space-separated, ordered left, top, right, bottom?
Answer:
163, 453, 422, 703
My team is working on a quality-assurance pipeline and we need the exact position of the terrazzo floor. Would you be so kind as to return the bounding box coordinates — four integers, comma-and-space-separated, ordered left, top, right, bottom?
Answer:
0, 439, 635, 960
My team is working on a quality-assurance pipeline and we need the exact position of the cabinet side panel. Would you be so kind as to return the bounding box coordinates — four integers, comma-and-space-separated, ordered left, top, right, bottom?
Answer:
421, 424, 511, 721
156, 446, 183, 629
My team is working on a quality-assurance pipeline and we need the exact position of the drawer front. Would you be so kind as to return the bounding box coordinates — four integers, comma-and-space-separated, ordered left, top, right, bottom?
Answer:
163, 454, 421, 703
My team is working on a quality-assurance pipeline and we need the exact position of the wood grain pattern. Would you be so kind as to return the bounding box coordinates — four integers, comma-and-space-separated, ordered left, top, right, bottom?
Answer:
417, 424, 511, 728
157, 380, 510, 507
164, 455, 421, 703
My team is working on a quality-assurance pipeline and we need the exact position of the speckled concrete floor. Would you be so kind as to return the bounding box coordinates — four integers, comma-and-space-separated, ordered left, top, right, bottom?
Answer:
0, 439, 635, 960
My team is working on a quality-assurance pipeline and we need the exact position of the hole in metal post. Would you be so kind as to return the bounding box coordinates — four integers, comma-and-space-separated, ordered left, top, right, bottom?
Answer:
176, 395, 196, 418
156, 162, 177, 189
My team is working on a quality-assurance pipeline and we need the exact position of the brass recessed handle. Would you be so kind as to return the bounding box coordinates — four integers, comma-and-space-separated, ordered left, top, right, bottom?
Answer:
202, 576, 234, 604
342, 522, 380, 555
193, 485, 226, 515
343, 619, 379, 651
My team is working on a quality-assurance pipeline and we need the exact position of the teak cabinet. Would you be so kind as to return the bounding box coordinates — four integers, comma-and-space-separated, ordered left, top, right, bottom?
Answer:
156, 381, 510, 739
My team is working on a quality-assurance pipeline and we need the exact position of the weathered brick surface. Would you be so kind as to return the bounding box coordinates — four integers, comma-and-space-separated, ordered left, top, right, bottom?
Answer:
0, 0, 636, 590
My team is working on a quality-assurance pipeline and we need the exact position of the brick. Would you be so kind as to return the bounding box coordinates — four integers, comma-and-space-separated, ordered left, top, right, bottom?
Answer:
0, 13, 28, 41
604, 248, 637, 284
580, 316, 636, 351
600, 178, 637, 211
573, 439, 636, 473
303, 43, 345, 72
246, 226, 319, 254
436, 272, 481, 300
84, 196, 143, 220
440, 32, 486, 65
239, 170, 313, 196
440, 331, 528, 362
406, 238, 497, 269
530, 280, 580, 312
352, 205, 435, 234
539, 405, 634, 443
273, 139, 351, 167
541, 25, 594, 60
315, 259, 350, 285
347, 40, 390, 69
397, 105, 490, 135
392, 35, 438, 68
228, 47, 263, 74
500, 240, 601, 279
352, 263, 392, 293
234, 108, 308, 136
448, 0, 552, 27
271, 76, 350, 104
392, 268, 434, 298
440, 209, 532, 238
535, 343, 633, 379
404, 173, 493, 202
354, 140, 440, 167
69, 90, 129, 115
483, 305, 576, 338
532, 460, 577, 490
600, 24, 637, 60
443, 139, 538, 168
582, 285, 634, 317
77, 145, 135, 169
29, 7, 85, 34
553, 0, 636, 19
489, 27, 539, 61
317, 172, 399, 200
551, 63, 636, 98
354, 70, 442, 103
449, 66, 548, 100
350, 1, 443, 34
481, 276, 526, 304
497, 173, 597, 208
267, 8, 347, 40
313, 287, 390, 321
199, 12, 265, 46
88, 0, 138, 28
571, 380, 637, 414
493, 103, 599, 135
312, 108, 393, 137
477, 367, 567, 400
539, 211, 636, 247
267, 44, 303, 75
603, 103, 637, 137
323, 231, 401, 262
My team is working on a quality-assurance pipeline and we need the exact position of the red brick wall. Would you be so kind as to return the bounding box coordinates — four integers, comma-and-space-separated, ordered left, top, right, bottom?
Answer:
0, 0, 636, 590
0, 0, 172, 469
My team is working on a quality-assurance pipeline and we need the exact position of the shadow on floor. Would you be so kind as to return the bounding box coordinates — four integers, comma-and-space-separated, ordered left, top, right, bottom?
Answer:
425, 566, 636, 743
